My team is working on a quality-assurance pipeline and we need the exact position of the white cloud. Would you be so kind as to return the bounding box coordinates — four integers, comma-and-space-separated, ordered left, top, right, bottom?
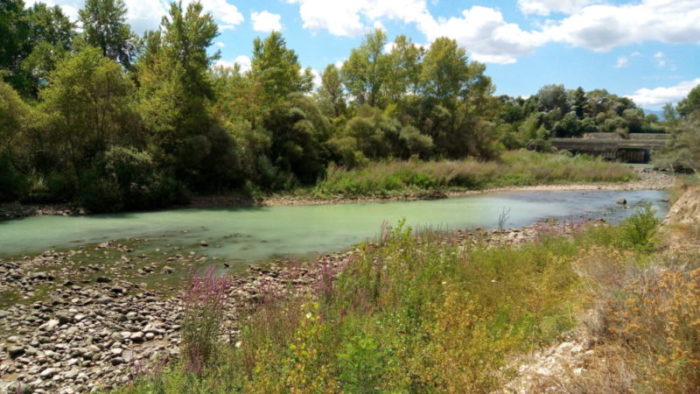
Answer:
287, 1, 700, 65
251, 10, 282, 32
310, 68, 322, 89
518, 0, 598, 16
419, 6, 548, 64
626, 78, 700, 109
286, 0, 431, 37
614, 56, 629, 68
214, 55, 251, 72
653, 51, 667, 67
545, 0, 700, 52
30, 0, 243, 34
234, 55, 252, 72
214, 41, 226, 48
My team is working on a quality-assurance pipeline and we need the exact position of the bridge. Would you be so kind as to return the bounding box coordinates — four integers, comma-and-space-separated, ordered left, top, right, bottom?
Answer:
551, 133, 670, 163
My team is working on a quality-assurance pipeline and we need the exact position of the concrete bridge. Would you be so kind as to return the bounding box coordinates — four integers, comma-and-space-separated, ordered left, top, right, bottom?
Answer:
551, 133, 670, 163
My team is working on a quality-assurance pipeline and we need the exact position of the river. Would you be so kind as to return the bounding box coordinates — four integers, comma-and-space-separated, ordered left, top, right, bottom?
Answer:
0, 189, 668, 264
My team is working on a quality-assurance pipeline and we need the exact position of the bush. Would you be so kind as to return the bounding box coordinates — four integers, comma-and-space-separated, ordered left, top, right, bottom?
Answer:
618, 205, 659, 252
0, 153, 27, 202
181, 266, 231, 375
77, 147, 187, 213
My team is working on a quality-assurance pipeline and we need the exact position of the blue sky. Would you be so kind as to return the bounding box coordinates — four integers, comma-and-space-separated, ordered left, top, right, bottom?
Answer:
32, 0, 700, 109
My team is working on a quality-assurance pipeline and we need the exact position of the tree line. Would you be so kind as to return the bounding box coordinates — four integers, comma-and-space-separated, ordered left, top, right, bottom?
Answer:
0, 0, 678, 212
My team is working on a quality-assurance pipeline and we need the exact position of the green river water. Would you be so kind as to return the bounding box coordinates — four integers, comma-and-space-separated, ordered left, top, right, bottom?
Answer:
0, 190, 668, 264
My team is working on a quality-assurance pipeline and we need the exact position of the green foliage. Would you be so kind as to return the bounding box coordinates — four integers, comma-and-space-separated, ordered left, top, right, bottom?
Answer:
618, 205, 660, 252
341, 29, 390, 107
0, 152, 27, 202
314, 150, 635, 197
79, 0, 137, 69
126, 220, 621, 393
251, 32, 307, 106
40, 47, 138, 176
420, 37, 472, 101
655, 85, 700, 173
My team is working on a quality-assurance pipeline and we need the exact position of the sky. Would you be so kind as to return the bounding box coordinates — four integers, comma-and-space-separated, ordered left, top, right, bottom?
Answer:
28, 0, 700, 110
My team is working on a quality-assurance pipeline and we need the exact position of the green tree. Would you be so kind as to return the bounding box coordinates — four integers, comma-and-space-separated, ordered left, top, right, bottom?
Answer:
536, 84, 569, 114
137, 1, 222, 187
318, 64, 346, 117
341, 29, 389, 107
0, 80, 33, 200
79, 0, 138, 69
384, 35, 422, 102
40, 47, 138, 177
420, 37, 471, 101
20, 3, 75, 96
251, 32, 307, 107
0, 0, 30, 90
677, 85, 700, 118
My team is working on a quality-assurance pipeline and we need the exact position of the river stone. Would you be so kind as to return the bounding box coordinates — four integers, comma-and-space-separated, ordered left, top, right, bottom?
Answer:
130, 331, 144, 343
8, 345, 25, 359
44, 318, 60, 331
39, 367, 57, 378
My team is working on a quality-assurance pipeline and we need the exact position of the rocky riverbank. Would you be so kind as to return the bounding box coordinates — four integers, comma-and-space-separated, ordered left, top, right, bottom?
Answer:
0, 221, 592, 393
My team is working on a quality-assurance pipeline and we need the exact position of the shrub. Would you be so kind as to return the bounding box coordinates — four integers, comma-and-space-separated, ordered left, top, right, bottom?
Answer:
0, 153, 27, 202
181, 266, 232, 375
617, 205, 659, 252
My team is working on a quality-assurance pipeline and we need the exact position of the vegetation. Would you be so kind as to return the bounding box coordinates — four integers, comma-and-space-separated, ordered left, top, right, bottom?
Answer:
314, 150, 635, 198
0, 0, 672, 213
655, 85, 700, 173
119, 206, 699, 393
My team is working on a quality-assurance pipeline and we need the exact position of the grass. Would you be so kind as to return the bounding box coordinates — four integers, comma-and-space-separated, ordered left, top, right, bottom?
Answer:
117, 204, 700, 393
311, 150, 636, 198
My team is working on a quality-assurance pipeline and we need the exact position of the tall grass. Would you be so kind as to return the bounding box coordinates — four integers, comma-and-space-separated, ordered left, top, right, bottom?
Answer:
313, 150, 636, 197
119, 208, 698, 393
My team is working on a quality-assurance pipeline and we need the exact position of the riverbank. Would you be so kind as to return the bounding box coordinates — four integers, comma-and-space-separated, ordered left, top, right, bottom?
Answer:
1, 151, 669, 221
0, 221, 593, 393
121, 187, 698, 394
261, 168, 674, 207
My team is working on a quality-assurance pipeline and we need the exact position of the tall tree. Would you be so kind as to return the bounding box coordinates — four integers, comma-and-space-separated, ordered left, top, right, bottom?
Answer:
79, 0, 137, 69
677, 85, 700, 118
251, 32, 306, 106
138, 1, 223, 187
384, 35, 423, 101
318, 64, 345, 117
341, 29, 389, 107
40, 47, 138, 176
21, 3, 75, 96
419, 37, 470, 101
1, 0, 31, 93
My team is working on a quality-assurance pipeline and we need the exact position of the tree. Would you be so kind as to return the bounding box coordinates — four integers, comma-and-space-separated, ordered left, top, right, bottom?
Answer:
138, 1, 231, 189
40, 47, 138, 176
0, 0, 30, 87
20, 3, 75, 96
341, 29, 389, 107
569, 87, 587, 119
384, 35, 422, 102
677, 85, 700, 118
420, 38, 471, 102
536, 84, 569, 114
251, 32, 307, 107
318, 64, 345, 117
79, 0, 138, 69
